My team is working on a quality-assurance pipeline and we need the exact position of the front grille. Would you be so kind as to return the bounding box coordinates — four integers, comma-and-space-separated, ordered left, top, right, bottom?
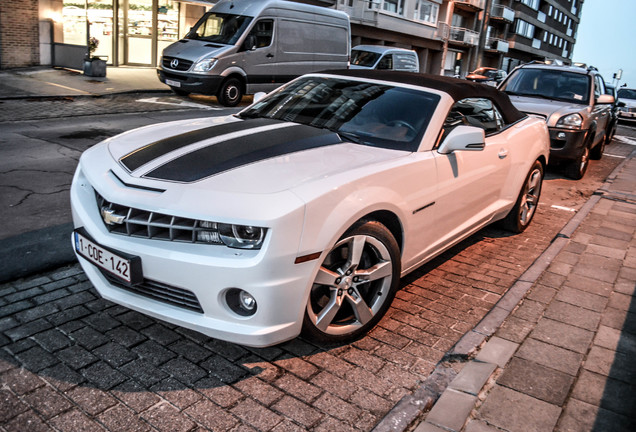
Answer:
162, 56, 193, 72
103, 273, 203, 313
96, 193, 224, 245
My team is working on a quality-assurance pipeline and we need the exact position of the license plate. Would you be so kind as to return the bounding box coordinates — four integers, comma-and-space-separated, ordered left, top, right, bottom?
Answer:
74, 230, 142, 285
165, 79, 181, 88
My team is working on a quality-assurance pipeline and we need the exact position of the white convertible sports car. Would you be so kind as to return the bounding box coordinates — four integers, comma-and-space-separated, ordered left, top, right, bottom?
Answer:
71, 70, 550, 347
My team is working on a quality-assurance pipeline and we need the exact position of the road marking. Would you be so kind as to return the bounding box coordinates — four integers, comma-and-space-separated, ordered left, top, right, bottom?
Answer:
613, 135, 636, 146
604, 153, 627, 158
43, 81, 91, 95
551, 205, 577, 212
136, 97, 222, 110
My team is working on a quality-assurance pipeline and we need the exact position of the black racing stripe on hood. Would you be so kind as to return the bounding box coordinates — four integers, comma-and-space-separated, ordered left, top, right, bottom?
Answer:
120, 117, 282, 172
143, 123, 342, 183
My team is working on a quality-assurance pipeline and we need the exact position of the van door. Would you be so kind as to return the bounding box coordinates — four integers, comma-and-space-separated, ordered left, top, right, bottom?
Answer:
242, 19, 276, 94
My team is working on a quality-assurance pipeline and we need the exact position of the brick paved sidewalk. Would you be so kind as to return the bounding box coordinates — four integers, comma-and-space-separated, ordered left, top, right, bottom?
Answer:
416, 154, 636, 432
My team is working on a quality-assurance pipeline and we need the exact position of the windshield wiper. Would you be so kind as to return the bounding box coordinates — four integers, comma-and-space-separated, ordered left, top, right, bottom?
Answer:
312, 124, 363, 144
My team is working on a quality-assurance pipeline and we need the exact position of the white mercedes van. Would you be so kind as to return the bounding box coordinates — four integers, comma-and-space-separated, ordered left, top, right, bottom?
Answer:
158, 0, 350, 106
350, 45, 419, 73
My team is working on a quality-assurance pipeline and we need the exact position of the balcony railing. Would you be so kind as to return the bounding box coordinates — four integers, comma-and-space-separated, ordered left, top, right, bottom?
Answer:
454, 0, 486, 11
449, 27, 480, 45
491, 5, 515, 22
485, 37, 509, 53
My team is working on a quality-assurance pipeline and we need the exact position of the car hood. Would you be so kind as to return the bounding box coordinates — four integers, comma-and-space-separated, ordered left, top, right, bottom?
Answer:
507, 95, 589, 126
619, 98, 636, 108
94, 116, 407, 196
161, 39, 234, 64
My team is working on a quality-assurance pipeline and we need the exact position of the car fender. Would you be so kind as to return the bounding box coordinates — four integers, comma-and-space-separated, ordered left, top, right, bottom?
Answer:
295, 185, 411, 264
220, 66, 247, 78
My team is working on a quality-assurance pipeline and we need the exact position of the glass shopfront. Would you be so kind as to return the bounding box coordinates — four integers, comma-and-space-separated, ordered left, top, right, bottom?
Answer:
61, 0, 189, 67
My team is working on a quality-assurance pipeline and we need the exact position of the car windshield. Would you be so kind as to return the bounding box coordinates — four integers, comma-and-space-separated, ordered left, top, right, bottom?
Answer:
472, 68, 497, 78
618, 89, 636, 100
186, 13, 253, 45
239, 76, 440, 152
501, 68, 591, 105
351, 50, 382, 67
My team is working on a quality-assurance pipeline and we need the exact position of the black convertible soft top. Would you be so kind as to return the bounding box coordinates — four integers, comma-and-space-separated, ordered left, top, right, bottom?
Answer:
322, 69, 526, 125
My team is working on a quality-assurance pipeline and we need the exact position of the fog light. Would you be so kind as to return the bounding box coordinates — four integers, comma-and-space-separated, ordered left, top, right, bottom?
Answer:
557, 132, 567, 140
226, 288, 257, 316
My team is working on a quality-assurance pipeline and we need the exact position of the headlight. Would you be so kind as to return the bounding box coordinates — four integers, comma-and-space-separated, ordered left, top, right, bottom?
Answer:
219, 223, 266, 249
556, 113, 583, 129
193, 58, 217, 72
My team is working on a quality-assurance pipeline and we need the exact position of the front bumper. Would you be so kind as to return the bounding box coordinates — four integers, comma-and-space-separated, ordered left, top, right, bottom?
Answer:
157, 68, 224, 95
547, 128, 588, 162
70, 167, 315, 348
618, 110, 636, 120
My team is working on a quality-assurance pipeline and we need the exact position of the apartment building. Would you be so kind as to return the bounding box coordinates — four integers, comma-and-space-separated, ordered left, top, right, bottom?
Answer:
477, 0, 583, 73
1, 0, 583, 76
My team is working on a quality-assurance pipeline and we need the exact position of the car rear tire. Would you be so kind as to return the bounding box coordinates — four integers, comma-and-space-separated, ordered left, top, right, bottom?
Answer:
302, 220, 400, 344
565, 144, 590, 180
590, 139, 605, 160
502, 160, 543, 233
217, 78, 243, 107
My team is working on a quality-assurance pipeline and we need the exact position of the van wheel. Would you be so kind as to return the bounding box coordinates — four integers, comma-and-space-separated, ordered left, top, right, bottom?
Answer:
218, 78, 243, 107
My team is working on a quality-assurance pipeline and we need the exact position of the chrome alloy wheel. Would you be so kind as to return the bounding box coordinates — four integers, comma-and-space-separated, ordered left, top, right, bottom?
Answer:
519, 167, 542, 226
306, 234, 394, 336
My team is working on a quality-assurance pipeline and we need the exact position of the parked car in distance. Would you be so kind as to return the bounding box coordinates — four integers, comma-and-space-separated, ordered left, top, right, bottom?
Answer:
604, 83, 618, 143
157, 0, 350, 106
350, 45, 419, 72
499, 62, 614, 179
71, 70, 549, 347
466, 67, 507, 86
617, 87, 636, 122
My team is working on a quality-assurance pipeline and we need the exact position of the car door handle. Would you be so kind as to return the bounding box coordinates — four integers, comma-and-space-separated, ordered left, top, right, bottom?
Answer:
266, 53, 274, 58
498, 149, 508, 159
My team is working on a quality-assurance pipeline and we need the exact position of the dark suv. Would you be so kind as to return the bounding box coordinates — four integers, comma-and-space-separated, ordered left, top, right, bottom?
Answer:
499, 63, 615, 179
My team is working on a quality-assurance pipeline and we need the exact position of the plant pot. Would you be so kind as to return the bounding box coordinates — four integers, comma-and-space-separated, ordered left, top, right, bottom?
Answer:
83, 58, 107, 77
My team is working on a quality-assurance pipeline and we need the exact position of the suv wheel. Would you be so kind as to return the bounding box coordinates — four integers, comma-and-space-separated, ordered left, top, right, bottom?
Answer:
590, 138, 605, 160
566, 144, 590, 180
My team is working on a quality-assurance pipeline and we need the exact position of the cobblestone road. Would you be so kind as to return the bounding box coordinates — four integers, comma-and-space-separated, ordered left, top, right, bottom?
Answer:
1, 204, 572, 431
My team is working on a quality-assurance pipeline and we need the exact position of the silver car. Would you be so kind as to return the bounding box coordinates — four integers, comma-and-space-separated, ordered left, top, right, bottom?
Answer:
499, 63, 615, 179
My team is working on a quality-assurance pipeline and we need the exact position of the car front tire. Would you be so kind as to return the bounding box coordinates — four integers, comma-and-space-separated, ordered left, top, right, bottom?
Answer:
565, 144, 590, 180
302, 220, 400, 344
502, 160, 544, 233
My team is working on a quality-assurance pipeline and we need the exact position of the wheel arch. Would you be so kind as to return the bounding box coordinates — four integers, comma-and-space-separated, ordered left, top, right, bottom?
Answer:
356, 210, 404, 255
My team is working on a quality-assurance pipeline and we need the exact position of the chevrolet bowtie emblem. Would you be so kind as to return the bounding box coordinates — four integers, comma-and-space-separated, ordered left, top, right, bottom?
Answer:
101, 207, 126, 225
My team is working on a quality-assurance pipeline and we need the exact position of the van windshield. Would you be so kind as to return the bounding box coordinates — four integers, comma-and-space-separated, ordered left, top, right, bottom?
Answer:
187, 13, 253, 45
351, 50, 381, 68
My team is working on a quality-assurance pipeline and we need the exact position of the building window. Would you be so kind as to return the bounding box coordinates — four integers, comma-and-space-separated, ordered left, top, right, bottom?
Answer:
514, 19, 535, 39
382, 0, 405, 15
414, 0, 439, 25
520, 0, 540, 10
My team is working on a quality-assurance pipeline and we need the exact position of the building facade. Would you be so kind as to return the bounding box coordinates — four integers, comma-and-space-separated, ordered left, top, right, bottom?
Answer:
0, 0, 584, 75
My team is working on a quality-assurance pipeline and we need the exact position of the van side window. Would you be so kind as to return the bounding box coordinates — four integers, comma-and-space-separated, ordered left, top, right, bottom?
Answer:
377, 55, 393, 70
394, 53, 418, 71
248, 20, 273, 49
443, 98, 505, 137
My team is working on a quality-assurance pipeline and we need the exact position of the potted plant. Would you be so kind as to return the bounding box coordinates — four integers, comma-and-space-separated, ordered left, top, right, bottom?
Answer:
83, 37, 106, 77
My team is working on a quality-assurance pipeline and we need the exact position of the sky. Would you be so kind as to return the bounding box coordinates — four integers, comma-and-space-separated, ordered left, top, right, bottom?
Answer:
572, 0, 636, 89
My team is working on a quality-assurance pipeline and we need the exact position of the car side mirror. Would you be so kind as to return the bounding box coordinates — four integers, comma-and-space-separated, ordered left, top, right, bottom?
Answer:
596, 94, 615, 105
253, 92, 267, 103
243, 35, 257, 51
617, 101, 626, 108
438, 126, 486, 155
